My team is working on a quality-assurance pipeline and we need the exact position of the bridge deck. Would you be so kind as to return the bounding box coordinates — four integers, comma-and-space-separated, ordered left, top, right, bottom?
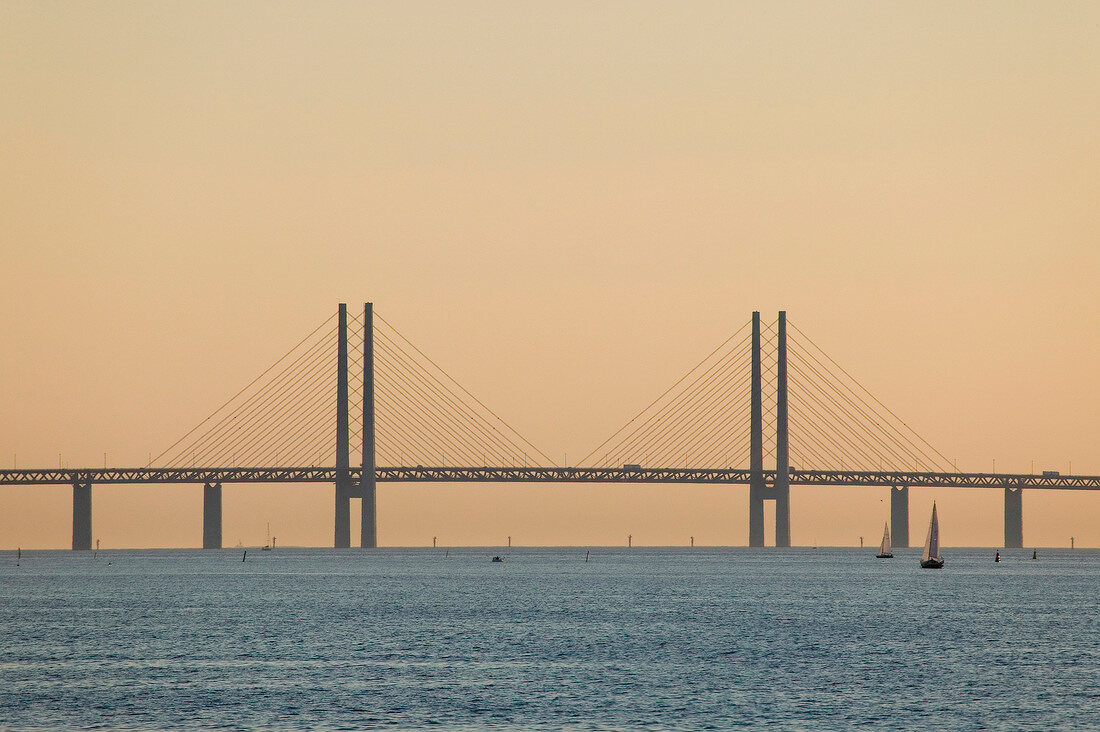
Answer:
1, 467, 1097, 489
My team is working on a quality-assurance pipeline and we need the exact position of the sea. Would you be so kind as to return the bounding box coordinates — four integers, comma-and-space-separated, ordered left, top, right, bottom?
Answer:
1, 547, 1097, 730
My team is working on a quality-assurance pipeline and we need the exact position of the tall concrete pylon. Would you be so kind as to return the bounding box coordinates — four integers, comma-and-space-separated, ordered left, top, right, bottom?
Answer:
360, 302, 377, 548
774, 311, 791, 547
748, 312, 765, 547
334, 303, 352, 548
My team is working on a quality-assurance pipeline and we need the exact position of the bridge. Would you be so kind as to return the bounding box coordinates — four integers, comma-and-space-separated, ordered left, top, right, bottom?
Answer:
2, 304, 1096, 549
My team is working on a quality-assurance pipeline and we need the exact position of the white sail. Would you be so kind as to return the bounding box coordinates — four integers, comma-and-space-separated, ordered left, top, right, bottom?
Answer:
879, 522, 891, 555
922, 502, 940, 562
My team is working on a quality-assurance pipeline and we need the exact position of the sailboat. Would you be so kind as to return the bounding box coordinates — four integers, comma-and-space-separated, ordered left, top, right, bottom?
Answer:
261, 522, 272, 551
876, 522, 893, 558
920, 502, 944, 568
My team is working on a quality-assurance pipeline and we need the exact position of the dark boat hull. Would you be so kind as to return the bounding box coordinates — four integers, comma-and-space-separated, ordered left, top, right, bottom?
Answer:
920, 558, 944, 568
876, 553, 893, 558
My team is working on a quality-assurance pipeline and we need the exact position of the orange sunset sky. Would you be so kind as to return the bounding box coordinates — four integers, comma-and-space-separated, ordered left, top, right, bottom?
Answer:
1, 2, 1097, 549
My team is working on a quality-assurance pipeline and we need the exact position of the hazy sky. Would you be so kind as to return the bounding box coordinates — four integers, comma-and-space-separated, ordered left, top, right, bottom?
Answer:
2, 2, 1097, 549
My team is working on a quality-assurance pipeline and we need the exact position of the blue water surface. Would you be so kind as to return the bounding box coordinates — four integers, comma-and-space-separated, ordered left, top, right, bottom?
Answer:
1, 547, 1097, 730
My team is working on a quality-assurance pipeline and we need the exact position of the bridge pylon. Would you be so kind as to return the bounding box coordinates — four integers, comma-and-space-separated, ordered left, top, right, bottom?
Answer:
361, 303, 377, 548
774, 311, 791, 547
749, 311, 791, 547
748, 312, 766, 546
334, 303, 352, 548
333, 302, 377, 549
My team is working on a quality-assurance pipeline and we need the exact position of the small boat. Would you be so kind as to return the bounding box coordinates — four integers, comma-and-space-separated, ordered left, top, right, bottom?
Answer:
876, 522, 893, 558
920, 502, 944, 569
491, 556, 503, 563
261, 522, 272, 551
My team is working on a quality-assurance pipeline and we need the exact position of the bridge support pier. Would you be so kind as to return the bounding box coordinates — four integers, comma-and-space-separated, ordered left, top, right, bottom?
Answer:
334, 485, 351, 548
748, 487, 765, 547
1004, 486, 1023, 548
72, 482, 92, 550
203, 482, 222, 549
890, 485, 909, 548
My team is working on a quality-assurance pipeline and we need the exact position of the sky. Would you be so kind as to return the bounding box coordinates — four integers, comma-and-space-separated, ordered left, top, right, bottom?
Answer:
1, 1, 1098, 549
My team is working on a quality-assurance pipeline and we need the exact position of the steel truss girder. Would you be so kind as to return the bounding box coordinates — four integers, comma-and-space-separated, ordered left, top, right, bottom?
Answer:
1, 467, 1098, 490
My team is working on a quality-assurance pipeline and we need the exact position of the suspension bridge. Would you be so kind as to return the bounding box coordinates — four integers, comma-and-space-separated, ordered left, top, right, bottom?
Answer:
2, 304, 1096, 550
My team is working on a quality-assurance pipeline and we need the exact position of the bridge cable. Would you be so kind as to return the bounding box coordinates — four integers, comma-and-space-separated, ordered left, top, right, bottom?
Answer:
577, 319, 751, 466
152, 313, 337, 466
373, 329, 537, 464
375, 312, 552, 466
788, 321, 954, 470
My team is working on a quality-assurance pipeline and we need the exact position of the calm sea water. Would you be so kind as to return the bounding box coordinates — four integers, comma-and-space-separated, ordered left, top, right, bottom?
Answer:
1, 547, 1097, 730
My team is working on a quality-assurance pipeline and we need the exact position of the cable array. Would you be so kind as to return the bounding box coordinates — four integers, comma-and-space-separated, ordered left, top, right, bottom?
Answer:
786, 320, 953, 473
155, 313, 339, 468
156, 307, 551, 469
579, 320, 759, 469
581, 315, 951, 473
373, 313, 551, 467
154, 306, 950, 474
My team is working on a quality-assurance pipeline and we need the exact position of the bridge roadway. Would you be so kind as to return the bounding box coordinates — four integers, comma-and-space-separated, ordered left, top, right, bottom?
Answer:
1, 466, 1098, 489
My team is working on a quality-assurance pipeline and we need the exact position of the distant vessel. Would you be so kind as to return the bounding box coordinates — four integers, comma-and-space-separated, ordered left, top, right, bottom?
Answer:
920, 502, 944, 569
262, 523, 272, 551
491, 556, 503, 563
876, 522, 893, 558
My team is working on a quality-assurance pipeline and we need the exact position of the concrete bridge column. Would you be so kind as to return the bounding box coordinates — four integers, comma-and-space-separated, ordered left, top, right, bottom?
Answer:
334, 484, 351, 547
203, 482, 222, 549
360, 302, 377, 548
774, 311, 791, 547
334, 303, 351, 548
72, 482, 92, 550
748, 311, 765, 547
1004, 485, 1023, 548
890, 485, 909, 548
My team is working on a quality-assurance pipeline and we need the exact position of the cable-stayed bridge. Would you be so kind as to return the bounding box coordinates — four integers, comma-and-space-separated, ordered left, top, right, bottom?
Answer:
2, 304, 1096, 550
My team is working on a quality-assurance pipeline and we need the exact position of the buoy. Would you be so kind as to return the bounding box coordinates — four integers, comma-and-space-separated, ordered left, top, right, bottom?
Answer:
1032, 550, 1037, 560
995, 552, 1000, 563
242, 550, 247, 562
